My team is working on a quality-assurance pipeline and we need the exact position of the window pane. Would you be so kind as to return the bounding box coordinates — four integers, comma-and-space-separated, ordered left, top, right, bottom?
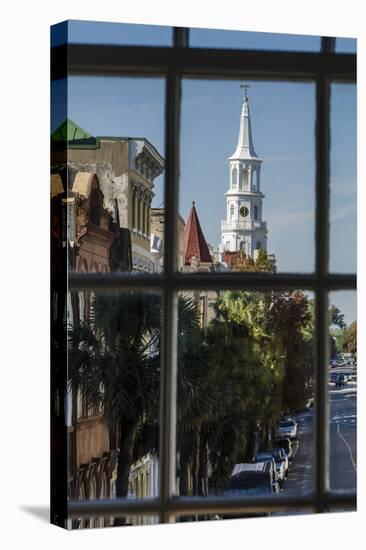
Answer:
328, 291, 357, 493
64, 291, 161, 529
190, 28, 321, 51
330, 83, 356, 273
335, 38, 357, 54
51, 19, 172, 47
51, 76, 166, 274
179, 80, 315, 273
175, 289, 315, 520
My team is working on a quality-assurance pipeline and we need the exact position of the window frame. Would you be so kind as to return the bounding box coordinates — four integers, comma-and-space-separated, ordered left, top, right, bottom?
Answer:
52, 27, 357, 524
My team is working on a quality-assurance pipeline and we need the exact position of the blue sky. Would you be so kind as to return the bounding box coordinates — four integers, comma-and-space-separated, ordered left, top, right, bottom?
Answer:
51, 19, 356, 52
51, 21, 356, 324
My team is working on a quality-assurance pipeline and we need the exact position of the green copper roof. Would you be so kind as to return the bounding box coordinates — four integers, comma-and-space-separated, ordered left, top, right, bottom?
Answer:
51, 119, 93, 142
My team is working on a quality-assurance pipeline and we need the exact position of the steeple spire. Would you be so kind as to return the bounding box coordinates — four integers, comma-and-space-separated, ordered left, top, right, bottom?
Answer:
229, 87, 260, 160
241, 83, 250, 99
184, 202, 212, 265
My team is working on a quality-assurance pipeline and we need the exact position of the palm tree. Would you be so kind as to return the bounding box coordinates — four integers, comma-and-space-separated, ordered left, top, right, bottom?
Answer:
176, 301, 274, 498
68, 291, 161, 516
203, 317, 271, 487
68, 291, 204, 516
176, 294, 211, 497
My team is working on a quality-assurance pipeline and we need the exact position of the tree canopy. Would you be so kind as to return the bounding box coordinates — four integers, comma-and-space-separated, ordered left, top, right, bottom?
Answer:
68, 284, 348, 501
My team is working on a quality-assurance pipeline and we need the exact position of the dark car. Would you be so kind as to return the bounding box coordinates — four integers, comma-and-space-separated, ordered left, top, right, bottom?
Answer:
335, 374, 347, 387
277, 419, 298, 440
273, 438, 294, 461
222, 462, 278, 518
256, 450, 287, 486
223, 462, 278, 497
254, 453, 279, 483
270, 448, 289, 479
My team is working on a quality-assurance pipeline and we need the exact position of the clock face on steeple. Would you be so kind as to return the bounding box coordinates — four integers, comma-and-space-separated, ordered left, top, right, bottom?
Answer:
240, 206, 249, 218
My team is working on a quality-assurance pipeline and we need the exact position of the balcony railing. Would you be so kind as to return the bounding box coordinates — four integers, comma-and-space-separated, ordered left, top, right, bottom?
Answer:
221, 220, 267, 231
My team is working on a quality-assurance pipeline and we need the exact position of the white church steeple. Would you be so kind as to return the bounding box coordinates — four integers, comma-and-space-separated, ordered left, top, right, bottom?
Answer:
220, 87, 269, 259
229, 85, 259, 160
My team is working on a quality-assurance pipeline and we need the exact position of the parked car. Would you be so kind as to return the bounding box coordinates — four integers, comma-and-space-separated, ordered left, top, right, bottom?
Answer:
273, 438, 294, 461
222, 463, 278, 518
256, 450, 287, 486
335, 374, 347, 387
223, 462, 278, 497
270, 448, 289, 479
342, 353, 354, 365
305, 397, 314, 410
254, 452, 280, 485
277, 419, 298, 440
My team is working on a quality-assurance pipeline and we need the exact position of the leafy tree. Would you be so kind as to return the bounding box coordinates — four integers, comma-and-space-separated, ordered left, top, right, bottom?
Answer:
214, 291, 285, 454
269, 291, 313, 412
328, 305, 346, 329
307, 299, 347, 358
228, 249, 274, 273
345, 321, 357, 353
331, 327, 347, 354
217, 290, 313, 415
307, 299, 346, 330
254, 248, 275, 273
329, 335, 338, 358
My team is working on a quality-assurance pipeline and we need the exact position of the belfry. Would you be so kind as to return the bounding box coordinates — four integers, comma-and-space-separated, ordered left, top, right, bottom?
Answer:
220, 86, 268, 258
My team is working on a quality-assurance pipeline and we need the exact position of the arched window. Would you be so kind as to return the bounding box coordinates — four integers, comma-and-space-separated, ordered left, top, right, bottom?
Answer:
252, 168, 257, 190
254, 205, 258, 220
78, 292, 85, 322
256, 241, 262, 250
88, 177, 102, 226
113, 199, 120, 226
232, 167, 238, 189
137, 196, 141, 231
132, 192, 136, 229
242, 167, 249, 189
91, 261, 99, 273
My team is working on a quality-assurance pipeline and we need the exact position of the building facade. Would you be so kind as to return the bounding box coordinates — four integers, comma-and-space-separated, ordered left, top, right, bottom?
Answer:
51, 120, 165, 528
51, 170, 122, 528
150, 208, 186, 272
52, 119, 164, 273
220, 91, 268, 259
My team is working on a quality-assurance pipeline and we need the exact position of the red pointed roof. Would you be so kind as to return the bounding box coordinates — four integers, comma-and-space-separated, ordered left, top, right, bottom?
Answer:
183, 202, 212, 265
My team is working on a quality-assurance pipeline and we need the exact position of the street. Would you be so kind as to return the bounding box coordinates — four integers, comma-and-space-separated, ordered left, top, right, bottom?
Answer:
283, 363, 357, 496
329, 365, 357, 491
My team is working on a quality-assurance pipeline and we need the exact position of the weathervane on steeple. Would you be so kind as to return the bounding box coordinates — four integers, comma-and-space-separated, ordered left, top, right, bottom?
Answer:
240, 84, 250, 99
